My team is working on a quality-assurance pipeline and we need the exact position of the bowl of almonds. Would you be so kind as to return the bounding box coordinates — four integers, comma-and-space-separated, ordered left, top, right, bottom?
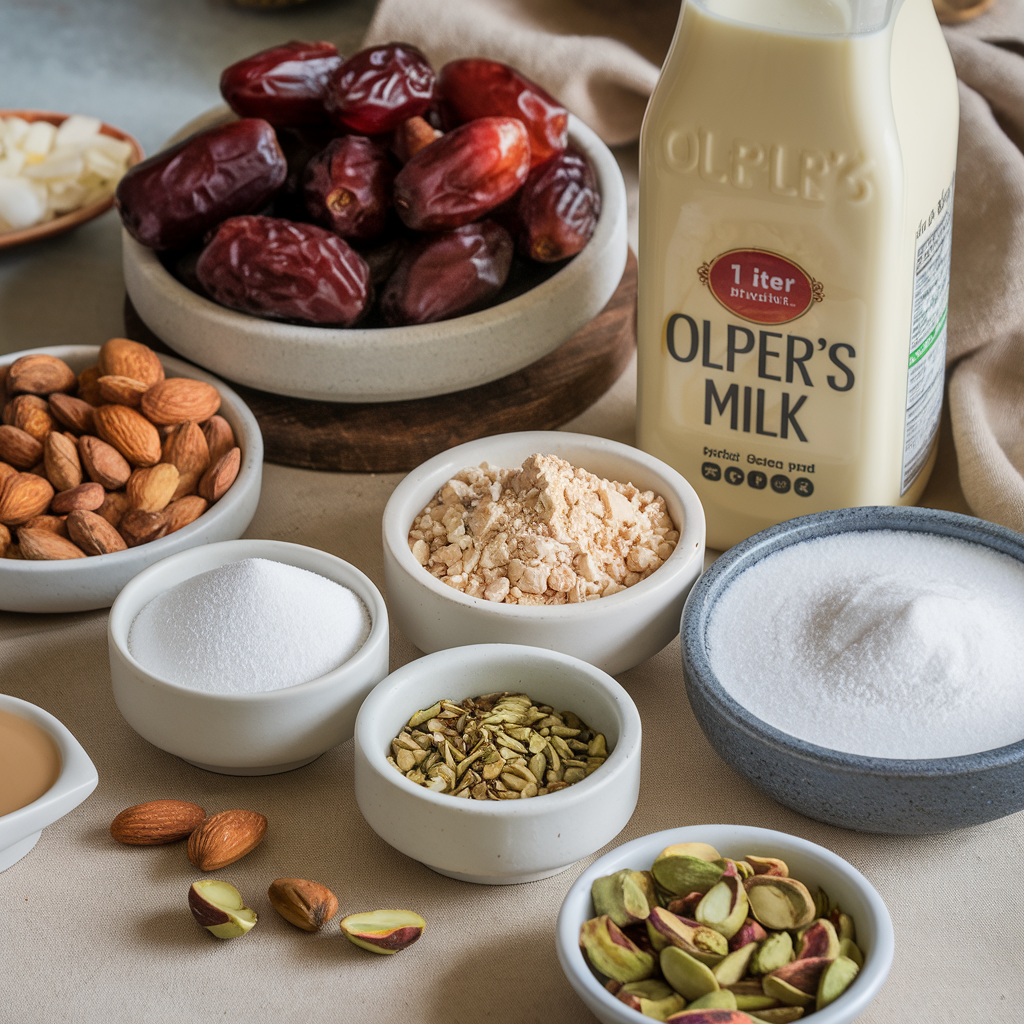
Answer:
0, 341, 262, 613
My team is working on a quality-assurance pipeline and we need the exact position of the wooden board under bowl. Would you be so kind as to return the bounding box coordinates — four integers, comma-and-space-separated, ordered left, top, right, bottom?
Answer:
123, 250, 637, 473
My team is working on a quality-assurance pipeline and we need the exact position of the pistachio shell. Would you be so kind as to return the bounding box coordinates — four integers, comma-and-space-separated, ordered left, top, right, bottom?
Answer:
654, 854, 726, 897
579, 915, 656, 983
696, 874, 750, 940
816, 956, 860, 1011
713, 942, 759, 987
761, 975, 815, 1008
687, 991, 738, 1011
749, 930, 794, 976
744, 876, 816, 931
593, 869, 652, 927
794, 919, 839, 960
660, 945, 720, 1001
838, 938, 864, 968
745, 855, 789, 877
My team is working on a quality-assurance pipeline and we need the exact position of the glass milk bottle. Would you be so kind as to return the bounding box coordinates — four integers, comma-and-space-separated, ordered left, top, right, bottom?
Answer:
636, 0, 959, 550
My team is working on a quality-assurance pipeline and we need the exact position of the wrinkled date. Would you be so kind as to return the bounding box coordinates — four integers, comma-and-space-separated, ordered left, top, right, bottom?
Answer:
381, 221, 513, 325
196, 215, 371, 326
220, 40, 342, 125
303, 136, 395, 241
116, 120, 287, 250
393, 116, 530, 231
326, 44, 435, 134
438, 59, 567, 168
517, 148, 600, 261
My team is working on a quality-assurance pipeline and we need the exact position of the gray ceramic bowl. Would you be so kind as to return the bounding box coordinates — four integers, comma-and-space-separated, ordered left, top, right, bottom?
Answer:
681, 506, 1024, 834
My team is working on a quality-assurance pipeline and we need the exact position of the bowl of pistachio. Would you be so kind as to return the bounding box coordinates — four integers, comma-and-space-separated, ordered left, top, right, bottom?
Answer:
555, 824, 894, 1024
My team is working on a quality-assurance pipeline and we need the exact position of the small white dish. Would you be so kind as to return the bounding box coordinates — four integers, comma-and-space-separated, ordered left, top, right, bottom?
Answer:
556, 824, 895, 1024
353, 643, 642, 884
122, 109, 628, 403
107, 539, 390, 775
381, 431, 706, 675
0, 694, 98, 872
0, 345, 263, 614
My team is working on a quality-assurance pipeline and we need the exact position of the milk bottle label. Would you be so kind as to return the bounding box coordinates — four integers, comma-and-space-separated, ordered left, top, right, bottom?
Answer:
699, 249, 822, 324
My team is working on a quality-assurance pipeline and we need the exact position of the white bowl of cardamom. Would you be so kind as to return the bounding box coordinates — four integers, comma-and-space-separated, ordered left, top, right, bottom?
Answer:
381, 431, 706, 675
353, 643, 642, 885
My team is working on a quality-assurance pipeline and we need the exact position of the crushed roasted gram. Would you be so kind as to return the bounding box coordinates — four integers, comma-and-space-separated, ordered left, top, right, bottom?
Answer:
407, 453, 680, 605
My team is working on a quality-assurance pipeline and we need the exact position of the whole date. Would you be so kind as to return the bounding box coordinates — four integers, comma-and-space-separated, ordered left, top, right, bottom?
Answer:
196, 215, 371, 326
393, 116, 530, 232
220, 40, 342, 126
517, 148, 600, 261
437, 59, 567, 168
116, 120, 287, 251
326, 44, 435, 134
381, 221, 513, 325
303, 136, 395, 241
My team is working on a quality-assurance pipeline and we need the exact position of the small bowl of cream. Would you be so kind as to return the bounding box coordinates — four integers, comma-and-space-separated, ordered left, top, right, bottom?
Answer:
681, 506, 1024, 833
107, 539, 389, 775
0, 694, 98, 872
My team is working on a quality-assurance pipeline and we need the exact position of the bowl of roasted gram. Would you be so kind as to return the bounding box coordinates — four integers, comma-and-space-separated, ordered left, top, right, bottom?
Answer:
119, 40, 627, 402
381, 430, 706, 675
0, 341, 262, 613
556, 824, 894, 1024
680, 505, 1024, 834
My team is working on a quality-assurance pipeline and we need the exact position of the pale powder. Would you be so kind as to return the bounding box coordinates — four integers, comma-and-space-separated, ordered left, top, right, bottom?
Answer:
408, 453, 679, 605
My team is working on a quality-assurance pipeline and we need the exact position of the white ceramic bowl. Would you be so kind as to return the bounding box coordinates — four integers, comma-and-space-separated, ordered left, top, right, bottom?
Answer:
107, 539, 390, 775
382, 431, 706, 675
122, 110, 628, 403
0, 345, 263, 614
0, 694, 98, 872
353, 643, 642, 884
556, 824, 895, 1024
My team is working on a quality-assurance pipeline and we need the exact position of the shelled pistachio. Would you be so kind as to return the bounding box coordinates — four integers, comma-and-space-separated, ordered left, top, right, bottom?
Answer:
386, 691, 608, 799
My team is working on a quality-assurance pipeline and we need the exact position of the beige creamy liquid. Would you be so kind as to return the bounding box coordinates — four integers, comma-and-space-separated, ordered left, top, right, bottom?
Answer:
637, 0, 959, 549
0, 708, 61, 816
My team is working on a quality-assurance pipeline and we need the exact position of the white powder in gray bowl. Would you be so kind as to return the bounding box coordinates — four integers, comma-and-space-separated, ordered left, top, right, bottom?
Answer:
706, 530, 1024, 759
128, 557, 371, 693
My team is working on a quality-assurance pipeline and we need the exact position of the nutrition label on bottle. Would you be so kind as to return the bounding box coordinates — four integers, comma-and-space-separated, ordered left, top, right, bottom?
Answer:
901, 179, 954, 493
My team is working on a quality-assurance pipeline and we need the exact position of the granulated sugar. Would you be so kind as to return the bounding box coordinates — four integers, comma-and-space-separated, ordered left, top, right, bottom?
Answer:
128, 557, 371, 693
706, 531, 1024, 758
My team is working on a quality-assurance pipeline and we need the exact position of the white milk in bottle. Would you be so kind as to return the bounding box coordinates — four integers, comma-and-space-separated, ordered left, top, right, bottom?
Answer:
636, 0, 959, 549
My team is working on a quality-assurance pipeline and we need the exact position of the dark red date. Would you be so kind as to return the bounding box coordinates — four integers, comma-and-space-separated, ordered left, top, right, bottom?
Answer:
438, 59, 567, 168
196, 215, 371, 326
381, 221, 513, 325
517, 148, 600, 262
303, 136, 395, 241
393, 116, 530, 231
116, 120, 287, 251
220, 41, 342, 126
325, 44, 435, 134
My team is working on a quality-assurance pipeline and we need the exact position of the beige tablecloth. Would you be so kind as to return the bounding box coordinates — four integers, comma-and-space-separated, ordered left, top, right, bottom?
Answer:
1, 2, 1022, 1022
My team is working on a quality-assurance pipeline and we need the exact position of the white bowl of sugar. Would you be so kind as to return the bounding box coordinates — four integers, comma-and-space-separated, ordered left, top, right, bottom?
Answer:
107, 539, 389, 775
681, 506, 1024, 833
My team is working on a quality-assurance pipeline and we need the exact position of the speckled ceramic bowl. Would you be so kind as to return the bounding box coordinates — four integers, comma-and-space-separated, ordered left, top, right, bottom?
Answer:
681, 506, 1024, 834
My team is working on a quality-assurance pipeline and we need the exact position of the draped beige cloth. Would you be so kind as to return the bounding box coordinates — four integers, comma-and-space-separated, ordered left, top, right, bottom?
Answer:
367, 0, 1024, 533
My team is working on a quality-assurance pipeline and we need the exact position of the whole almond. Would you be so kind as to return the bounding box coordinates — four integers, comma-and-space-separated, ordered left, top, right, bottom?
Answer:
79, 434, 131, 489
7, 354, 76, 396
0, 424, 44, 469
0, 523, 9, 557
118, 509, 169, 547
49, 393, 96, 434
268, 878, 339, 932
97, 374, 149, 408
0, 461, 16, 486
5, 394, 55, 442
164, 495, 208, 534
77, 365, 104, 406
19, 528, 86, 560
142, 378, 221, 426
4, 543, 22, 559
163, 421, 210, 476
95, 489, 129, 529
51, 482, 105, 515
202, 415, 235, 464
198, 447, 241, 503
66, 509, 128, 555
44, 432, 83, 492
187, 809, 268, 871
0, 473, 54, 525
93, 405, 161, 466
23, 515, 68, 538
99, 338, 165, 387
110, 799, 205, 845
126, 463, 179, 513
